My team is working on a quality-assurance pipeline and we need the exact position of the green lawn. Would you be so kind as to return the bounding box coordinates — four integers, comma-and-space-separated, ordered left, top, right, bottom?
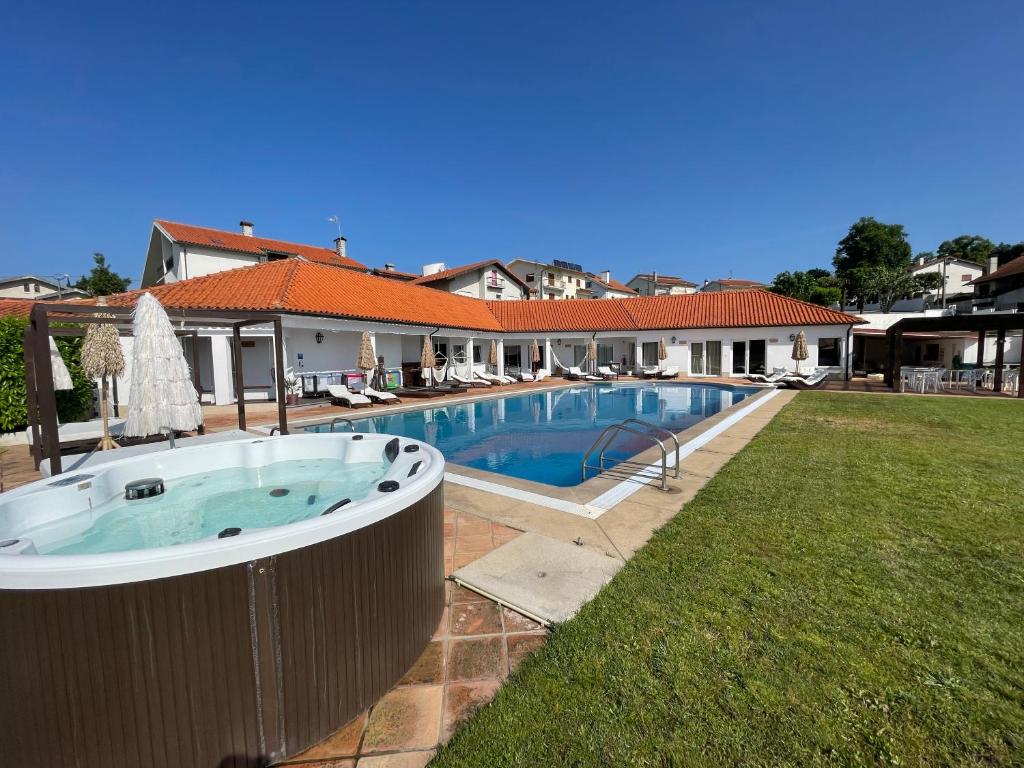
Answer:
433, 393, 1024, 767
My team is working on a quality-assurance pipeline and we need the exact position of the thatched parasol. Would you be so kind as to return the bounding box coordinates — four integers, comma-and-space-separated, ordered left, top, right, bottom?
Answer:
357, 331, 376, 371
587, 339, 598, 374
420, 335, 435, 387
123, 293, 203, 439
81, 311, 125, 450
658, 337, 668, 363
530, 339, 541, 369
49, 337, 73, 391
792, 330, 809, 373
488, 339, 498, 367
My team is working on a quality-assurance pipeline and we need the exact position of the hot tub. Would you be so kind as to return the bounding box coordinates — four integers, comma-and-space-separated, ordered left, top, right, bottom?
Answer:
0, 433, 445, 768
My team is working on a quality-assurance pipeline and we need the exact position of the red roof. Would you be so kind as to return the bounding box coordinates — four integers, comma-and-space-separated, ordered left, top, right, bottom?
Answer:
371, 267, 419, 281
155, 220, 368, 271
622, 291, 858, 330
589, 275, 638, 295
411, 260, 530, 293
102, 260, 502, 332
629, 273, 696, 287
487, 297, 637, 332
0, 298, 36, 319
709, 278, 767, 288
972, 254, 1024, 285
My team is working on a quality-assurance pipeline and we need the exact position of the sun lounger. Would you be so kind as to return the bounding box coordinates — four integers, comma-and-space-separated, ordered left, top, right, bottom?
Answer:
657, 366, 679, 379
597, 366, 618, 380
639, 366, 660, 379
327, 385, 373, 408
534, 368, 550, 382
475, 371, 504, 385
566, 366, 601, 381
451, 372, 490, 388
363, 386, 401, 404
779, 370, 829, 390
746, 368, 787, 384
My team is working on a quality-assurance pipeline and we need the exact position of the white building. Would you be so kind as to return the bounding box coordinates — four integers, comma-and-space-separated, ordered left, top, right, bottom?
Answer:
140, 219, 367, 287
506, 258, 592, 300
586, 271, 639, 299
0, 275, 88, 300
409, 260, 529, 300
626, 274, 697, 296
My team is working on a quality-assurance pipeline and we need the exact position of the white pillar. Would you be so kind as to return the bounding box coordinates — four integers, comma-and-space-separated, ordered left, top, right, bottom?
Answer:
210, 335, 234, 405
544, 338, 552, 372
496, 339, 505, 377
635, 337, 642, 373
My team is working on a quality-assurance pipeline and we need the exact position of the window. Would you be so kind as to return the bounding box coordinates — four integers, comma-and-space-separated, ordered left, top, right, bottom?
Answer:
525, 272, 535, 282
433, 342, 448, 367
547, 272, 555, 285
597, 344, 614, 365
23, 283, 30, 292
504, 345, 521, 370
547, 293, 555, 300
34, 284, 41, 293
576, 278, 581, 287
961, 274, 972, 282
818, 337, 841, 367
732, 341, 747, 375
690, 342, 704, 374
642, 341, 659, 367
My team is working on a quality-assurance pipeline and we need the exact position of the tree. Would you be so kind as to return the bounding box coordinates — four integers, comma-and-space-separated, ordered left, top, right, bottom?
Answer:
935, 235, 994, 266
75, 252, 131, 296
860, 265, 921, 313
989, 241, 1024, 270
833, 217, 912, 310
769, 269, 841, 306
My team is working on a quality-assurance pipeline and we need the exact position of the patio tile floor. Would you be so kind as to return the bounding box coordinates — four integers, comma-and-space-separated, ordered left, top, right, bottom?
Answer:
276, 509, 548, 767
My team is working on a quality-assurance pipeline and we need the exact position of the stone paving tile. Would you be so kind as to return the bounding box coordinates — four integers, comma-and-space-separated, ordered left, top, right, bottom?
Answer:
355, 751, 435, 767
361, 685, 443, 754
449, 583, 490, 604
288, 711, 366, 761
441, 682, 501, 743
506, 633, 548, 674
501, 606, 543, 633
450, 601, 503, 636
398, 641, 445, 686
447, 636, 506, 682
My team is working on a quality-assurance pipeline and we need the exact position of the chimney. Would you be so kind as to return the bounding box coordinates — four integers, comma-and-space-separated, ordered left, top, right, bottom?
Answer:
916, 255, 926, 266
334, 236, 347, 259
601, 270, 611, 283
240, 220, 253, 237
988, 254, 999, 275
384, 263, 395, 272
422, 262, 446, 276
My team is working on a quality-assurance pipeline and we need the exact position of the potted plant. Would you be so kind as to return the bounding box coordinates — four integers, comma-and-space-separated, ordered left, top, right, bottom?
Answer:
284, 373, 301, 405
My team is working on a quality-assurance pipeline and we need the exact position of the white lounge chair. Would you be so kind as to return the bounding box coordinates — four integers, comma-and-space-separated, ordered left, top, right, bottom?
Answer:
534, 368, 550, 382
451, 372, 490, 388
657, 366, 679, 379
779, 370, 829, 390
597, 366, 618, 380
639, 366, 660, 379
747, 367, 787, 384
363, 386, 401, 404
566, 366, 601, 381
327, 384, 373, 408
475, 370, 504, 385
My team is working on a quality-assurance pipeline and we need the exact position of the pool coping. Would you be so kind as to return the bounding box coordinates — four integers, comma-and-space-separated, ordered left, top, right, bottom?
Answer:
262, 380, 777, 519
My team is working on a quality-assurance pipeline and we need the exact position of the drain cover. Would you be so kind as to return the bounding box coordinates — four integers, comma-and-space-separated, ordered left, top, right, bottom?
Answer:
125, 478, 164, 500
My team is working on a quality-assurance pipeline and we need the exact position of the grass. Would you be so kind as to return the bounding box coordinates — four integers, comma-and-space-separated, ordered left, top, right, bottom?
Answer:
432, 393, 1024, 767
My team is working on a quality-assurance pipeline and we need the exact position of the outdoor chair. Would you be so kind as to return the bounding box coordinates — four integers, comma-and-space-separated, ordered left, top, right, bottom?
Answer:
327, 385, 372, 408
566, 366, 601, 381
450, 371, 489, 388
657, 366, 679, 379
597, 365, 618, 379
779, 370, 829, 390
747, 367, 787, 384
363, 386, 401, 404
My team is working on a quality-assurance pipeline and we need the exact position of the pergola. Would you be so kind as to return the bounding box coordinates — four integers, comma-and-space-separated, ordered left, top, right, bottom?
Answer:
25, 302, 289, 476
885, 313, 1024, 397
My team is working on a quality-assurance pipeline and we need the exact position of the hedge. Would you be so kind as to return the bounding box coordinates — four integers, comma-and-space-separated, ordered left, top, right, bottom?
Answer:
0, 317, 94, 432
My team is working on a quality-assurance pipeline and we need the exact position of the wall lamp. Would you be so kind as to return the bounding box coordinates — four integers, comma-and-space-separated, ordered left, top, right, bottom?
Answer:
315, 332, 325, 344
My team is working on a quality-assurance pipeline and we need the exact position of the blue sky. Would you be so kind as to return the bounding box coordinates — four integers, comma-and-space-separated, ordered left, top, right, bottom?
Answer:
1, 1, 1022, 288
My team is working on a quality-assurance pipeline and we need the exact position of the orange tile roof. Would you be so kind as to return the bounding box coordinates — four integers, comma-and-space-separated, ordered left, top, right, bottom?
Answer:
588, 275, 638, 294
709, 278, 767, 287
629, 273, 696, 287
155, 220, 368, 271
622, 291, 858, 329
0, 298, 36, 319
371, 267, 419, 281
487, 297, 638, 332
102, 260, 503, 331
972, 254, 1024, 285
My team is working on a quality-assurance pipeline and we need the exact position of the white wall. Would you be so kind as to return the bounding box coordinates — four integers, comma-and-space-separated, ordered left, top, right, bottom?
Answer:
163, 244, 261, 283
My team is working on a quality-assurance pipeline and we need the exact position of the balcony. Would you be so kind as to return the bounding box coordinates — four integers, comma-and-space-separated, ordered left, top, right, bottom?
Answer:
485, 276, 506, 290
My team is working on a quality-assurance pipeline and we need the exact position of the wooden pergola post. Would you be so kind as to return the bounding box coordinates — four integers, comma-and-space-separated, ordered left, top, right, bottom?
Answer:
993, 329, 1005, 392
29, 305, 62, 476
273, 317, 288, 435
232, 323, 246, 431
976, 330, 986, 368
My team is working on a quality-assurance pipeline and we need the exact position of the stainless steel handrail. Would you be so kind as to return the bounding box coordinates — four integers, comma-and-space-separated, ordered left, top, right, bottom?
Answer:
619, 418, 680, 477
330, 417, 355, 433
581, 422, 670, 490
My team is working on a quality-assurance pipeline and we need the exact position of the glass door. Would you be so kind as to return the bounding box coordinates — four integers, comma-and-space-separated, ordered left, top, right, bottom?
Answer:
749, 340, 766, 375
690, 342, 704, 375
731, 341, 747, 375
706, 341, 722, 376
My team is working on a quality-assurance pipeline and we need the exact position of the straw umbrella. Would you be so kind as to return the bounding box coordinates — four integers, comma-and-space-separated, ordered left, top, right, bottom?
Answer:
420, 335, 435, 387
587, 339, 598, 375
49, 337, 74, 391
530, 338, 541, 371
81, 312, 125, 450
792, 330, 809, 374
123, 293, 203, 438
488, 340, 498, 374
658, 337, 668, 370
357, 331, 376, 387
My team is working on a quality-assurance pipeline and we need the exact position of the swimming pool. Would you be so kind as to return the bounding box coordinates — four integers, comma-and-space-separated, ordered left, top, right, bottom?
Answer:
303, 382, 758, 486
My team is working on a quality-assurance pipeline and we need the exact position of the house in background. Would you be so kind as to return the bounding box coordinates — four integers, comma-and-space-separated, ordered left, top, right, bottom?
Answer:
626, 274, 697, 296
971, 254, 1024, 312
370, 264, 418, 282
0, 275, 89, 300
587, 271, 638, 299
140, 219, 367, 288
701, 278, 767, 292
507, 258, 592, 300
409, 259, 529, 300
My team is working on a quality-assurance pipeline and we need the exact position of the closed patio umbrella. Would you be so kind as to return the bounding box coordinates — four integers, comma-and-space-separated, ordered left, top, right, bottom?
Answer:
792, 330, 809, 373
123, 293, 203, 439
488, 339, 498, 369
49, 336, 74, 391
587, 339, 598, 374
420, 335, 435, 387
81, 311, 125, 450
531, 338, 541, 369
658, 337, 668, 367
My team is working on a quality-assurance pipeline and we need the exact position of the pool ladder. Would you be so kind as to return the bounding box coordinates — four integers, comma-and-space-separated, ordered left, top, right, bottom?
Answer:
581, 418, 680, 491
329, 417, 356, 433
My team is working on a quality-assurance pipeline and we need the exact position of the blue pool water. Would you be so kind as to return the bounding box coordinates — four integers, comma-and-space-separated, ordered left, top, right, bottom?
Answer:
304, 383, 756, 487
